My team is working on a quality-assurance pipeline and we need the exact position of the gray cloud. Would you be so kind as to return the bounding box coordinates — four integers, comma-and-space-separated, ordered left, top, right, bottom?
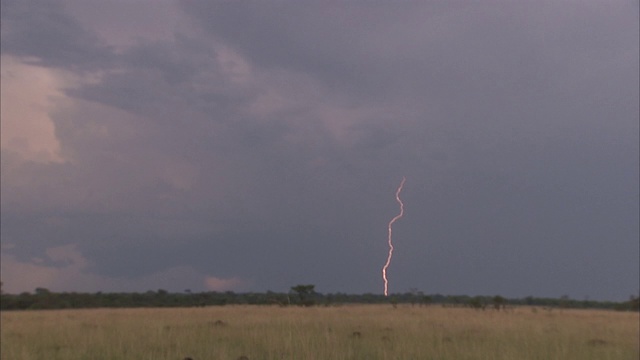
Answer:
1, 1, 637, 300
0, 0, 115, 71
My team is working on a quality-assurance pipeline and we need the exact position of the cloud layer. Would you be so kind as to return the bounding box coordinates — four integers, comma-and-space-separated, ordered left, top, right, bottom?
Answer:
1, 0, 638, 300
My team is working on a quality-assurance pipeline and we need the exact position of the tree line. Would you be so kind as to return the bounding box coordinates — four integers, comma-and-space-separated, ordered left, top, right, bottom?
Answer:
1, 285, 638, 312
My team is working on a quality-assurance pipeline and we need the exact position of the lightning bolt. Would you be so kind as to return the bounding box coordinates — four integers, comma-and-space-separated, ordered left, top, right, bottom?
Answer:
382, 176, 406, 297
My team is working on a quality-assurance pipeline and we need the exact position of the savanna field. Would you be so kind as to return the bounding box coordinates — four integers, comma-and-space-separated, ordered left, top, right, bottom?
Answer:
1, 305, 638, 360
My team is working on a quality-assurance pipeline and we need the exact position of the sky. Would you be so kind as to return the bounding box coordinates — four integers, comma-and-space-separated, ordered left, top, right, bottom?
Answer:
1, 1, 638, 301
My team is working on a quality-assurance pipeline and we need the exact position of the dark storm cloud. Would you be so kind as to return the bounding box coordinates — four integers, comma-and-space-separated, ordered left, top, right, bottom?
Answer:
0, 0, 114, 70
1, 1, 637, 299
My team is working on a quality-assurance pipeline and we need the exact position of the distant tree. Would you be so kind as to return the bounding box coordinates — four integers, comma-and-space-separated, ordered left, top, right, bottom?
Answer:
524, 296, 534, 306
630, 296, 640, 312
30, 288, 54, 309
492, 295, 506, 310
615, 295, 640, 312
35, 287, 51, 296
409, 288, 419, 307
290, 285, 316, 306
468, 296, 485, 310
389, 296, 398, 309
448, 295, 468, 308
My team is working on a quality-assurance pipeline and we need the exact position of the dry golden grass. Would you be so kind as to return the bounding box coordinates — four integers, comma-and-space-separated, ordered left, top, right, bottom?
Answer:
1, 305, 638, 359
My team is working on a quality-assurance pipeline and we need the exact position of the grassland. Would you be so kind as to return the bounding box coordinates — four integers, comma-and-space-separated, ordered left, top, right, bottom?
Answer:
1, 305, 638, 360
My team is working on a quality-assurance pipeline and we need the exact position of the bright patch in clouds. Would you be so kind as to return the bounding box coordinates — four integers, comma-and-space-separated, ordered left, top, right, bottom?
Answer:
1, 244, 242, 294
204, 276, 249, 292
1, 56, 66, 163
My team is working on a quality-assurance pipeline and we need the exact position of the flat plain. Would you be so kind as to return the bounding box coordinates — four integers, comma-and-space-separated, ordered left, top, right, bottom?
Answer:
1, 305, 638, 360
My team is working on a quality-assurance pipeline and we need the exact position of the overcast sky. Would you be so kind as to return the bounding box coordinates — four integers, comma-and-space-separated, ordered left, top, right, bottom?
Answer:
1, 1, 638, 301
